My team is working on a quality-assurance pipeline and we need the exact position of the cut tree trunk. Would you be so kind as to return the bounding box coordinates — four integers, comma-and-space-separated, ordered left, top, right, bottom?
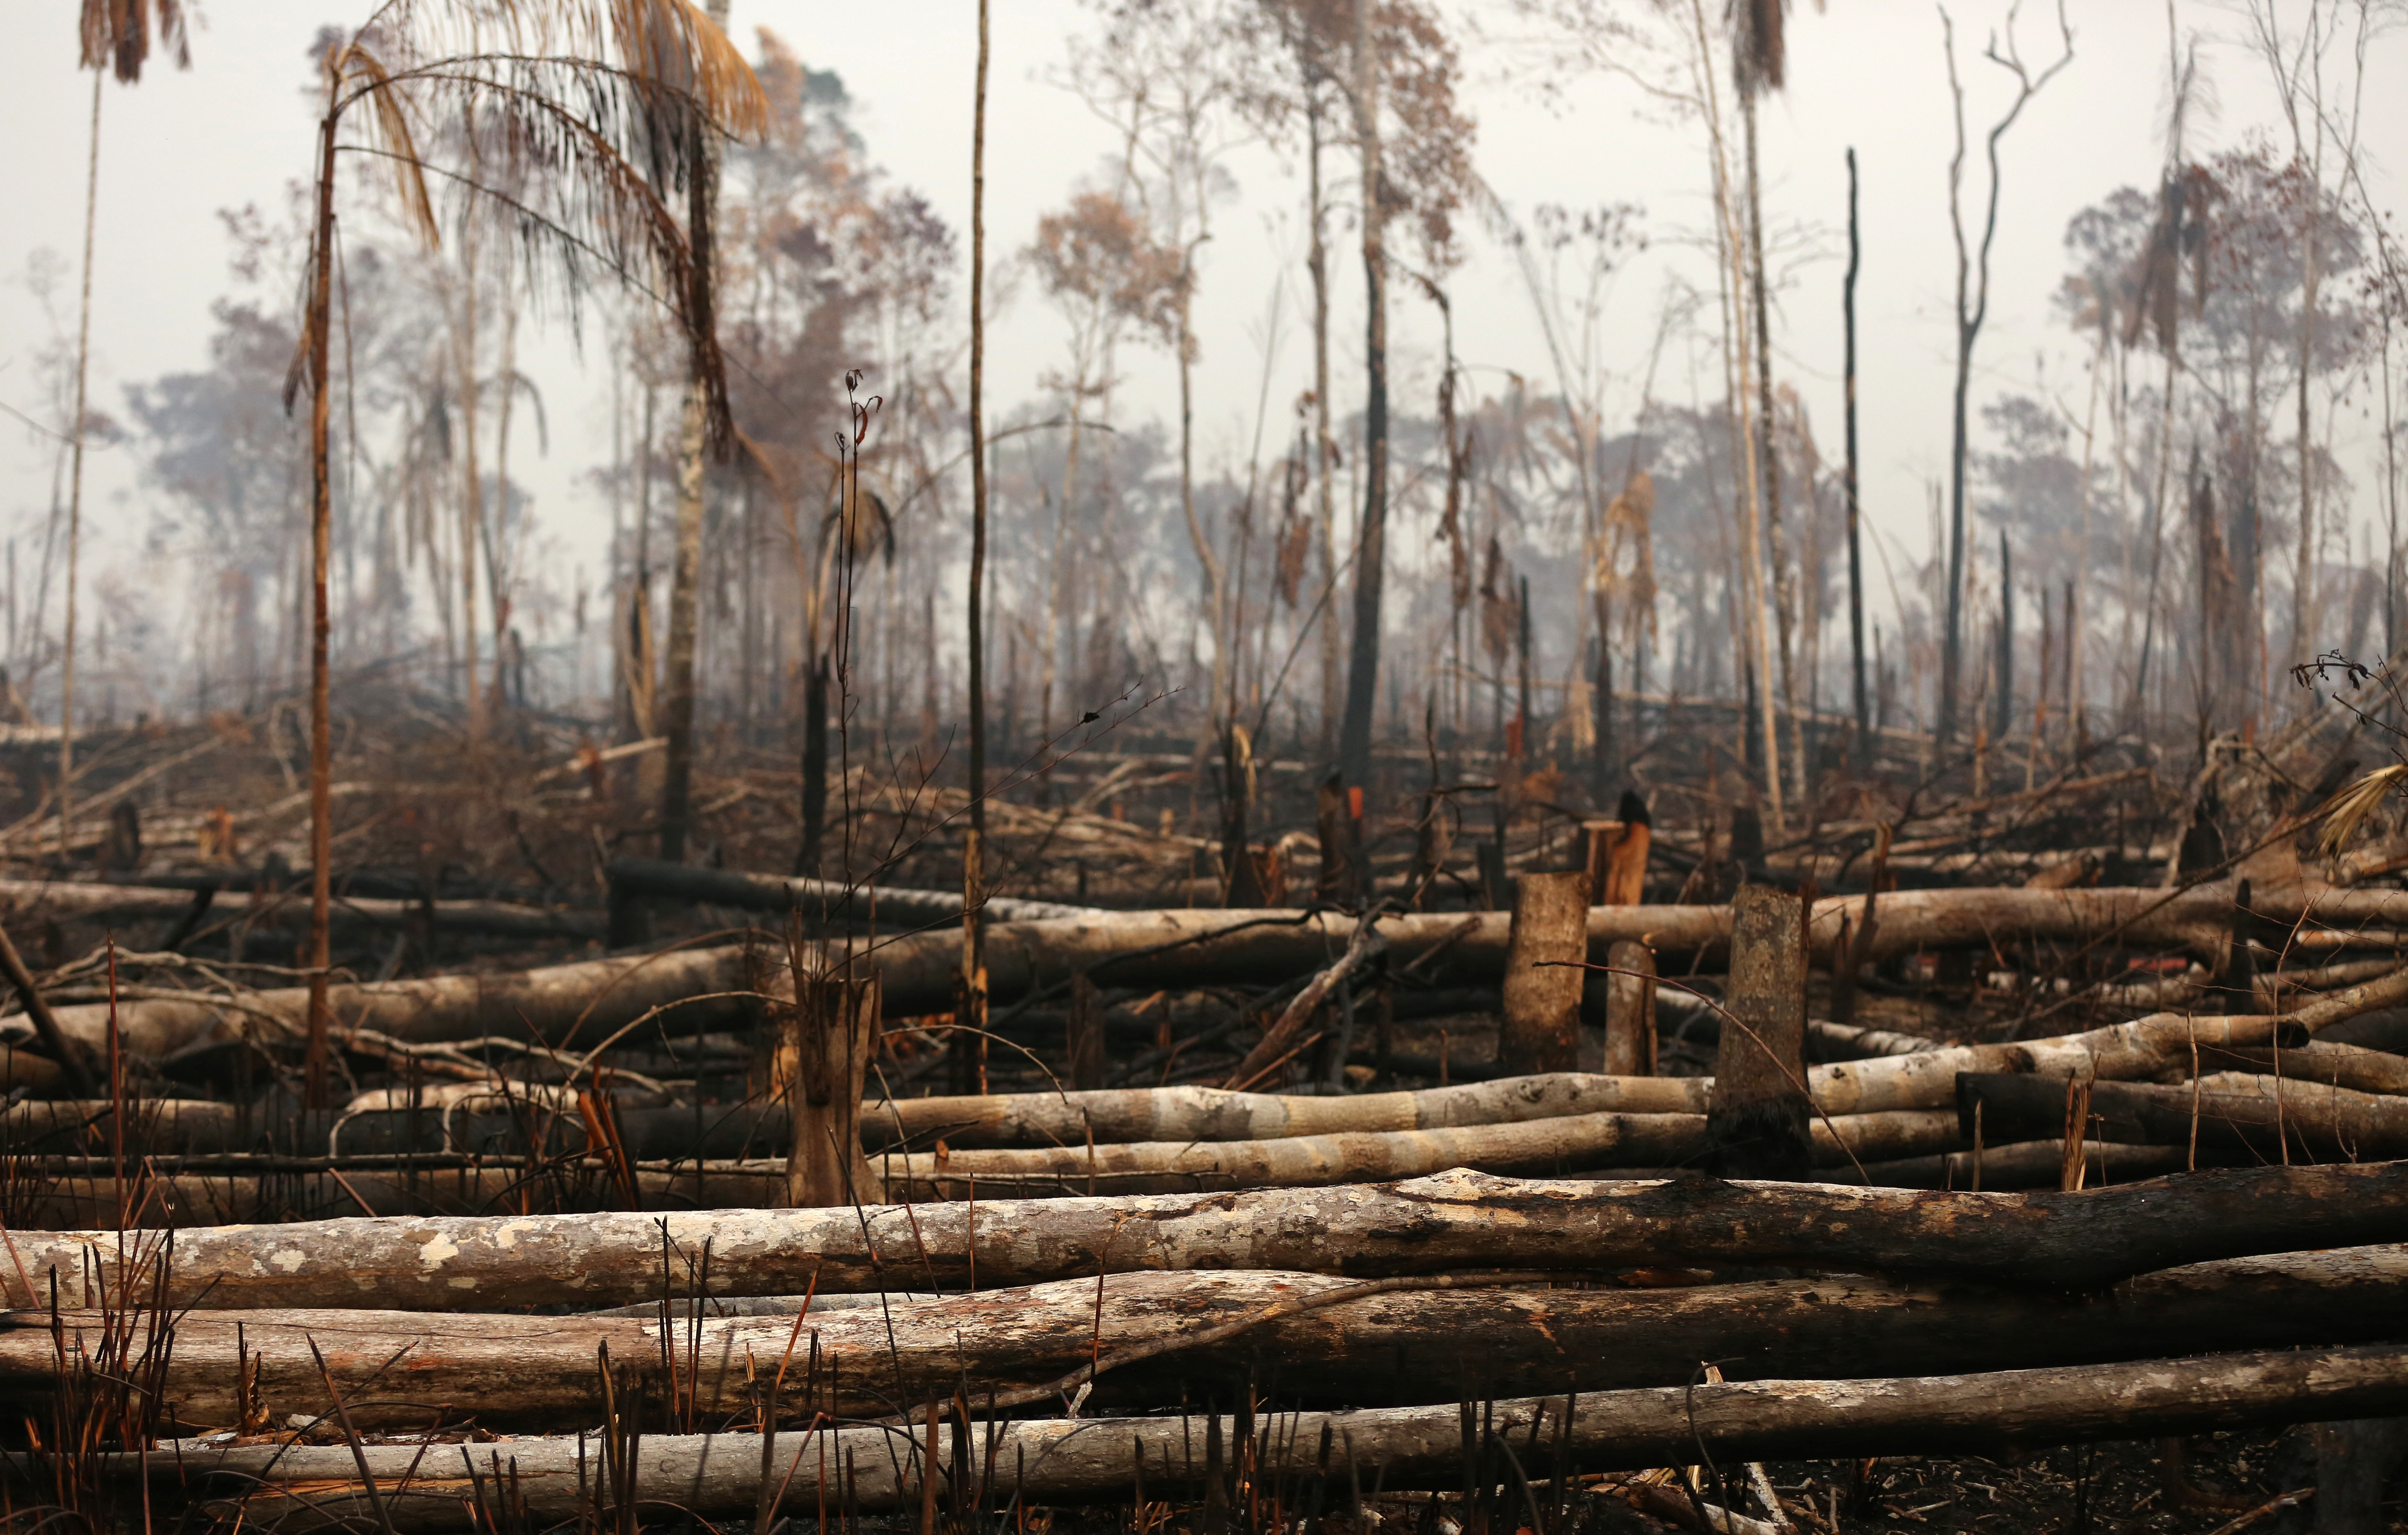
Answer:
1599, 939, 1656, 1076
18, 1161, 2408, 1311
876, 1107, 1954, 1199
1711, 885, 1811, 1178
11, 1247, 2405, 1433
780, 974, 877, 1207
1499, 870, 1589, 1076
67, 1346, 2408, 1528
866, 1072, 1709, 1150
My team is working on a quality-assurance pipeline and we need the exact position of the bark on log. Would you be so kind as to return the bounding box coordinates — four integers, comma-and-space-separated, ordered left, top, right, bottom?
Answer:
18, 1161, 2408, 1311
4, 1076, 1722, 1163
864, 1073, 1711, 1150
876, 1108, 1957, 1198
22, 943, 765, 1078
1712, 886, 1812, 1178
1958, 1071, 2408, 1161
12, 1247, 2405, 1433
61, 1346, 2408, 1528
606, 857, 1093, 927
1600, 940, 1656, 1076
1805, 964, 2408, 1115
1500, 872, 1589, 1076
2195, 1041, 2408, 1097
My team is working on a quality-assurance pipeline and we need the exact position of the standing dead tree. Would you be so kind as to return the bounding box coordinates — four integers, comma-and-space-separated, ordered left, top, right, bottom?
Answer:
1936, 0, 2073, 749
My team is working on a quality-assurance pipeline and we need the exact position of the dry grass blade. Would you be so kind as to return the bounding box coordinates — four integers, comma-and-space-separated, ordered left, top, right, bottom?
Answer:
2314, 763, 2408, 859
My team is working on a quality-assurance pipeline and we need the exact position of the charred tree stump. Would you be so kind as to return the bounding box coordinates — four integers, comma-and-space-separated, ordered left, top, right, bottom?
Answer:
1499, 871, 1589, 1076
781, 973, 878, 1208
1709, 884, 1811, 1179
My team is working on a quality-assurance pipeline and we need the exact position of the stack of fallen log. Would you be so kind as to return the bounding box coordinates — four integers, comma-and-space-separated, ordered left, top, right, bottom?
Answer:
12, 973, 2408, 1224
6, 1166, 2408, 1530
11, 877, 2408, 1226
5, 874, 2408, 1530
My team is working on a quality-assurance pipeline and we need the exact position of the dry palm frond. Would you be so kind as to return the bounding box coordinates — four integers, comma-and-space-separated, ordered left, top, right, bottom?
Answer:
299, 0, 769, 449
79, 0, 189, 82
2315, 763, 2408, 859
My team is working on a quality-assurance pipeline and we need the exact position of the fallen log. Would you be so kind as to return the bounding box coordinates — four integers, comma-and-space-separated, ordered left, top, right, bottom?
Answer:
17, 1161, 2408, 1310
13, 1246, 2405, 1432
862, 1073, 1711, 1150
13, 890, 2394, 1091
606, 857, 1094, 927
1958, 1070, 2408, 1160
1855, 1139, 2235, 1191
1805, 963, 2408, 1115
0, 878, 601, 941
877, 1108, 1957, 1198
15, 942, 766, 1080
3, 1075, 1718, 1161
60, 1346, 2408, 1528
0, 1105, 1958, 1218
2196, 1040, 2408, 1096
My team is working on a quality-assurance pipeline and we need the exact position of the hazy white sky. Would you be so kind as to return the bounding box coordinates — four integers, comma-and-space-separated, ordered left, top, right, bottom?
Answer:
2, 0, 2401, 676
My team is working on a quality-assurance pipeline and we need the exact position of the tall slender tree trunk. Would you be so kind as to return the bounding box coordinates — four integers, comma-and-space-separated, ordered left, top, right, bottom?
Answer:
657, 0, 731, 864
1337, 0, 1387, 795
962, 0, 992, 1041
1844, 148, 1870, 772
58, 69, 101, 864
1307, 102, 1339, 763
303, 79, 340, 1110
1941, 310, 1973, 749
2294, 151, 2325, 691
1743, 87, 1793, 826
489, 277, 518, 721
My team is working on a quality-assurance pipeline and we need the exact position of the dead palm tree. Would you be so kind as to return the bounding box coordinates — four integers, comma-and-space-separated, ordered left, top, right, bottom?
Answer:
56, 4, 191, 866
286, 0, 765, 1103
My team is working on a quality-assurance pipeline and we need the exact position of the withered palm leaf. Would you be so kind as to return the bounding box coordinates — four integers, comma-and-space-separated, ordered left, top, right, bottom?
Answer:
288, 0, 766, 1108
78, 0, 189, 82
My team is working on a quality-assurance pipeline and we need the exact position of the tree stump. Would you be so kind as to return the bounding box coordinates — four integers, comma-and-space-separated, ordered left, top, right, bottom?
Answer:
1499, 870, 1591, 1076
782, 972, 880, 1208
1709, 884, 1811, 1179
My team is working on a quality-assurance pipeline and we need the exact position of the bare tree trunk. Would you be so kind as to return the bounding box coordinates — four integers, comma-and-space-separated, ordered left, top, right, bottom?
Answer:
1844, 149, 1870, 771
1337, 0, 1386, 793
457, 171, 484, 742
962, 0, 992, 1054
1744, 87, 1796, 821
57, 70, 100, 865
488, 274, 518, 723
303, 77, 339, 1110
658, 0, 731, 863
1937, 4, 2073, 745
1308, 103, 1340, 762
